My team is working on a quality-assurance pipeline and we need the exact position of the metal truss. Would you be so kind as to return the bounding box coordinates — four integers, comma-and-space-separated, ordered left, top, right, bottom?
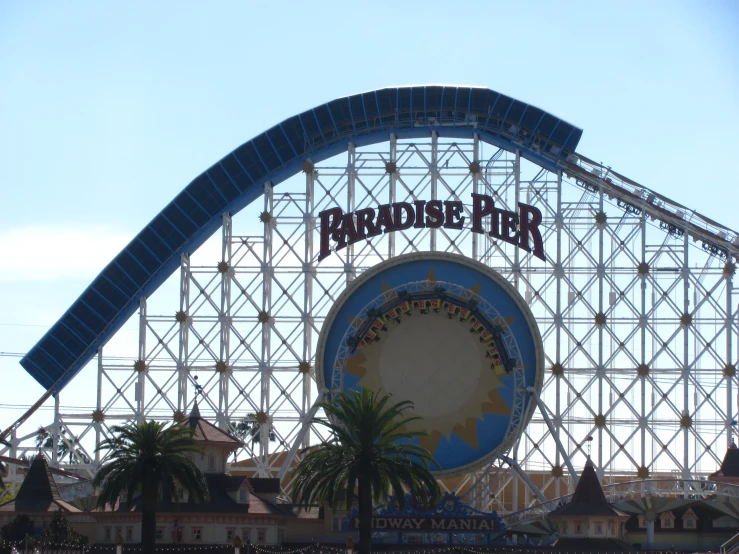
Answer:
4, 135, 737, 516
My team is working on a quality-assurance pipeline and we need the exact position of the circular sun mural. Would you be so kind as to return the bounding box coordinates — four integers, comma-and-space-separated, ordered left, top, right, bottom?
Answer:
316, 252, 544, 476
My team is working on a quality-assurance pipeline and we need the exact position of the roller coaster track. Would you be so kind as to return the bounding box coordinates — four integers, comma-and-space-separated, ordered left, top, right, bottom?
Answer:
565, 153, 739, 262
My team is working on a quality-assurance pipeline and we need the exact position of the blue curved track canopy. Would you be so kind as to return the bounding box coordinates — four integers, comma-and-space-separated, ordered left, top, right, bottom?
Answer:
20, 85, 582, 392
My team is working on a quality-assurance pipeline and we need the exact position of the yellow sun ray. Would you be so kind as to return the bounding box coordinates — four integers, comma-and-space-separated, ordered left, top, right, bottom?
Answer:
452, 417, 480, 450
419, 430, 443, 455
480, 389, 510, 415
495, 316, 515, 327
345, 352, 367, 378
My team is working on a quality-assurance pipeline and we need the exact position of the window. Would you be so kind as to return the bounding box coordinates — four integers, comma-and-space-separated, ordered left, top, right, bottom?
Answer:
638, 515, 646, 529
104, 528, 111, 542
239, 487, 248, 502
661, 513, 675, 529
575, 523, 582, 534
609, 522, 615, 535
155, 528, 164, 540
683, 509, 698, 529
126, 527, 133, 541
192, 528, 203, 542
594, 523, 603, 535
227, 529, 235, 542
332, 516, 339, 531
340, 516, 347, 530
257, 528, 267, 544
277, 529, 285, 544
208, 455, 215, 471
242, 528, 251, 543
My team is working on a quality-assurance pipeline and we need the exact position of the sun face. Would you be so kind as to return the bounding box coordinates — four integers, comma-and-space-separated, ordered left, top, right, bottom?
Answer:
342, 270, 513, 457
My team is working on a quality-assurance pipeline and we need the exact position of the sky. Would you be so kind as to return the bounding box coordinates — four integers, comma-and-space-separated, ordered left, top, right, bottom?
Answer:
1, 1, 738, 441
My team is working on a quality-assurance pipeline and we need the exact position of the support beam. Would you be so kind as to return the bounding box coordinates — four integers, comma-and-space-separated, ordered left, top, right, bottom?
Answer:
218, 212, 232, 429
527, 387, 579, 486
302, 164, 315, 447
555, 170, 563, 498
430, 131, 438, 251
277, 390, 326, 480
646, 519, 655, 548
683, 233, 690, 481
501, 455, 547, 504
346, 144, 356, 285
472, 133, 479, 261
136, 296, 146, 423
389, 133, 396, 258
260, 182, 274, 459
177, 253, 191, 412
95, 348, 103, 464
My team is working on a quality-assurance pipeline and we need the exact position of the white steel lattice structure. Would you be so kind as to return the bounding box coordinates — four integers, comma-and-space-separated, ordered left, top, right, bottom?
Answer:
4, 86, 738, 515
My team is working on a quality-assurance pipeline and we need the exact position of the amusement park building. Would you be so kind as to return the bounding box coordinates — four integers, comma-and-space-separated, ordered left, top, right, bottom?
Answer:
0, 405, 325, 545
2, 85, 739, 548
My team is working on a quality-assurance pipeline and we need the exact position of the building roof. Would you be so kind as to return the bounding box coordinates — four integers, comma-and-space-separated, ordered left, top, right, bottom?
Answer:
710, 442, 739, 480
0, 454, 80, 513
248, 477, 281, 494
19, 85, 583, 393
549, 458, 628, 519
625, 500, 736, 534
180, 402, 243, 449
97, 470, 292, 517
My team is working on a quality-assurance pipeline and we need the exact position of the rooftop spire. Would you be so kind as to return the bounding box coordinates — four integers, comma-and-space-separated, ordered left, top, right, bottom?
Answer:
548, 460, 626, 519
190, 400, 201, 419
14, 453, 63, 512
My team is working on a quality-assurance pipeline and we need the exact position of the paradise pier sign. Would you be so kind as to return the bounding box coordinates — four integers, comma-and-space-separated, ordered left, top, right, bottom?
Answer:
318, 193, 545, 261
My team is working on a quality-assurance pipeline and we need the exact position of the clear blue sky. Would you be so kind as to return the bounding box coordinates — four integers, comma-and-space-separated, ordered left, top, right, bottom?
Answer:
1, 1, 738, 430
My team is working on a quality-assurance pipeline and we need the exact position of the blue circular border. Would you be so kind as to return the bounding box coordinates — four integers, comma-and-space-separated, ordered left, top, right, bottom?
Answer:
316, 252, 544, 476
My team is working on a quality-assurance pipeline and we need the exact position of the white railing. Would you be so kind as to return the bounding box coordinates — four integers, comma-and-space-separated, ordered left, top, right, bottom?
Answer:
502, 478, 739, 527
722, 531, 739, 554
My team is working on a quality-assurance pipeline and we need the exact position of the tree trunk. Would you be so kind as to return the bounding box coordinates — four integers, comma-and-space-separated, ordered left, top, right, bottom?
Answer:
140, 471, 158, 554
358, 473, 372, 554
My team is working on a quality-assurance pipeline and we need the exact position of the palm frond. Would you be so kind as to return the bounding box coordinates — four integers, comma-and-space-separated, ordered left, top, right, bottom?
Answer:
292, 388, 441, 513
93, 420, 210, 510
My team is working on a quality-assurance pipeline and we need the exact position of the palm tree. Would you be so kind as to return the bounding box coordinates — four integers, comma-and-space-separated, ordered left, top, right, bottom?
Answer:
291, 388, 441, 554
35, 428, 90, 464
230, 414, 277, 445
93, 421, 210, 554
